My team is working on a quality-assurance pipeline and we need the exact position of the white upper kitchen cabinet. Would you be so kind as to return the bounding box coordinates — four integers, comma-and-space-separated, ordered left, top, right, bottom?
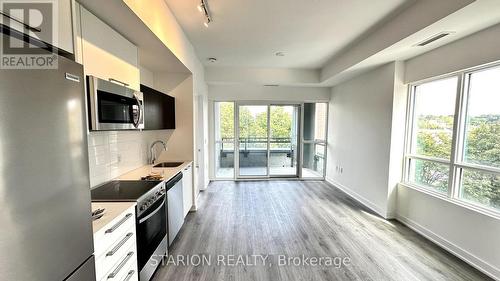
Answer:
0, 0, 74, 54
182, 163, 193, 217
78, 5, 140, 90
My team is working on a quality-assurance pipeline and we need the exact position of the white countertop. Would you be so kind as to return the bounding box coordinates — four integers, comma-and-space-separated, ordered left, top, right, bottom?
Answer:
90, 161, 192, 234
91, 202, 136, 234
117, 161, 193, 182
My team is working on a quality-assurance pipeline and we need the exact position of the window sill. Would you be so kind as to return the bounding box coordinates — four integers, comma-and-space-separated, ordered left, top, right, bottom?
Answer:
399, 182, 500, 221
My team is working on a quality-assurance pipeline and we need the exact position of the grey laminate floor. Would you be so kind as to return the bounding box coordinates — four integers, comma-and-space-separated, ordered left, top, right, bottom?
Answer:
152, 181, 492, 281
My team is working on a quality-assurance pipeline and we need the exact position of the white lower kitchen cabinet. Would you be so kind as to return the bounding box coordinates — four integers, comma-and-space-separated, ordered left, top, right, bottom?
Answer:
182, 163, 193, 217
92, 203, 138, 281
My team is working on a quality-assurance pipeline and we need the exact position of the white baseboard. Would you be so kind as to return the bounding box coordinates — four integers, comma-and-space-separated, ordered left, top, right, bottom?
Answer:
325, 177, 388, 219
397, 215, 500, 281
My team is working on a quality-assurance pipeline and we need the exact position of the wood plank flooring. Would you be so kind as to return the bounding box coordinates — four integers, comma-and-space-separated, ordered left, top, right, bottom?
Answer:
152, 180, 492, 281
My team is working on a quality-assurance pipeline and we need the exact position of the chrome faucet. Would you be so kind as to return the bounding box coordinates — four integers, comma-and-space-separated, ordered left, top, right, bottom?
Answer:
149, 140, 167, 165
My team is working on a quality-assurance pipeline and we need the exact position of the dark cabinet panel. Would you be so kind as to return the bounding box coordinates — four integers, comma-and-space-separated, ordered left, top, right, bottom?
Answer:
141, 84, 176, 130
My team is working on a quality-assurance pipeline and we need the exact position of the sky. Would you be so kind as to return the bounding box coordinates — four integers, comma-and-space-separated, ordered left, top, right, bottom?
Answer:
416, 66, 500, 117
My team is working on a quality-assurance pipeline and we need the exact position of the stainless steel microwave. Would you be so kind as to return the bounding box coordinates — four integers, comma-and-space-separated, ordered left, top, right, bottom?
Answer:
86, 76, 144, 130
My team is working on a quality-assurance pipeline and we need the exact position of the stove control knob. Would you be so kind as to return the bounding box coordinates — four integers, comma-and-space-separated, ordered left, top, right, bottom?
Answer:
139, 205, 146, 211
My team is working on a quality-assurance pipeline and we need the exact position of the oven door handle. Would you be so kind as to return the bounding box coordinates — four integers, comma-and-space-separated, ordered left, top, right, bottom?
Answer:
138, 197, 166, 224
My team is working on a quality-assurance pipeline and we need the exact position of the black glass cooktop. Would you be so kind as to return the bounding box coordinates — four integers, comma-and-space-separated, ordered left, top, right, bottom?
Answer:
91, 180, 163, 202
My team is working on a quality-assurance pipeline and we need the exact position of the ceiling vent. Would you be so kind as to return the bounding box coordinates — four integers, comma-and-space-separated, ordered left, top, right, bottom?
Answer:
416, 32, 453, 47
264, 84, 279, 87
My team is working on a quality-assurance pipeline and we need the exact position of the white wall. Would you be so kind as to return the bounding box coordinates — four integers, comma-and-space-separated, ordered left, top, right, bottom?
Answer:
206, 67, 320, 85
397, 187, 500, 279
87, 130, 172, 187
405, 22, 500, 83
155, 74, 194, 162
399, 22, 500, 280
326, 63, 397, 218
139, 66, 154, 88
124, 0, 209, 193
208, 84, 330, 102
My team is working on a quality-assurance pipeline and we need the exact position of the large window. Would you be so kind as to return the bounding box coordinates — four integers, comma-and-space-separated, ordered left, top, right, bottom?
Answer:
214, 102, 235, 178
405, 65, 500, 214
302, 103, 328, 178
407, 77, 457, 193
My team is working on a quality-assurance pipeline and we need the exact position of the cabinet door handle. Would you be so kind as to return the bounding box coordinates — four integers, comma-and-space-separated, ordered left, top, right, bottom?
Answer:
123, 270, 135, 281
0, 10, 41, 32
108, 252, 134, 279
108, 78, 129, 87
106, 233, 133, 257
105, 213, 132, 234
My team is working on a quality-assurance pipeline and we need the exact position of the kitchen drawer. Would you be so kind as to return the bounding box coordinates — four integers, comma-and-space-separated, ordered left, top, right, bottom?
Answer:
94, 206, 135, 258
116, 257, 139, 281
100, 244, 137, 281
117, 267, 138, 281
95, 226, 136, 281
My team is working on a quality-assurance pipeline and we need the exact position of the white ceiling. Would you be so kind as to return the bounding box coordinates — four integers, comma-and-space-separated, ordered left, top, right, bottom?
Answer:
164, 0, 411, 68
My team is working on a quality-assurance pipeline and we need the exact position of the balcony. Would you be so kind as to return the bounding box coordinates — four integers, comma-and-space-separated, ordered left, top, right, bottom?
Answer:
216, 137, 325, 178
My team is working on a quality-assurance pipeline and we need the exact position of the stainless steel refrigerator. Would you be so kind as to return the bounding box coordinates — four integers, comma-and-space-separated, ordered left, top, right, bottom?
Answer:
0, 39, 96, 280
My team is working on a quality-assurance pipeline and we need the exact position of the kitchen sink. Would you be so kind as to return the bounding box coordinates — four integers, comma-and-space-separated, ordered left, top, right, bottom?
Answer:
153, 162, 184, 168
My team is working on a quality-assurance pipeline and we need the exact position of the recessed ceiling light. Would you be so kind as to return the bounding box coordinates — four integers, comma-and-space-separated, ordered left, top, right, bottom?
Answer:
275, 52, 285, 57
204, 21, 209, 28
197, 4, 203, 12
207, 57, 217, 63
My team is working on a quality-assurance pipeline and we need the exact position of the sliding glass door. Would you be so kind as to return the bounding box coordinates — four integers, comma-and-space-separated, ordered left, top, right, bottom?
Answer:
214, 101, 326, 180
302, 103, 328, 178
269, 105, 300, 177
237, 105, 269, 177
234, 103, 300, 179
214, 102, 235, 179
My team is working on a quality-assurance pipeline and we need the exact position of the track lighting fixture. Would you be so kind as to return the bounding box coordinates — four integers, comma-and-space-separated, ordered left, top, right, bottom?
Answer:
197, 0, 212, 27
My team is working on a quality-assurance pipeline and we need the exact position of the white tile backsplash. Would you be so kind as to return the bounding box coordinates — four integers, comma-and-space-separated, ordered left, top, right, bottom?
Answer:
87, 130, 172, 187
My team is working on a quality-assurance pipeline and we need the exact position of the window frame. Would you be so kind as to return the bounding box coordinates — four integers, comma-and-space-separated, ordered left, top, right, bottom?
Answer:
301, 102, 329, 179
403, 63, 500, 216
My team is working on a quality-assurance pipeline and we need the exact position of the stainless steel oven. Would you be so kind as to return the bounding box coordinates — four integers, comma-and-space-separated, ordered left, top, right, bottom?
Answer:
136, 187, 167, 281
87, 75, 144, 130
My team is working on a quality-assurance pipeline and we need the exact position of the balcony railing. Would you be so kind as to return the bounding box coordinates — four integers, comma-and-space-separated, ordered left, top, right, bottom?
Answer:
217, 137, 324, 172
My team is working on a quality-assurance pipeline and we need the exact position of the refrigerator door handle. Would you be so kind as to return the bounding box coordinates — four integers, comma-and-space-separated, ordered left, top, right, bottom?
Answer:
105, 213, 133, 234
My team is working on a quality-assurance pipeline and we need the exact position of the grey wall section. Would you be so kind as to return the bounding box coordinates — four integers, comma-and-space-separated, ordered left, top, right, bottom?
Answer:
326, 63, 397, 218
